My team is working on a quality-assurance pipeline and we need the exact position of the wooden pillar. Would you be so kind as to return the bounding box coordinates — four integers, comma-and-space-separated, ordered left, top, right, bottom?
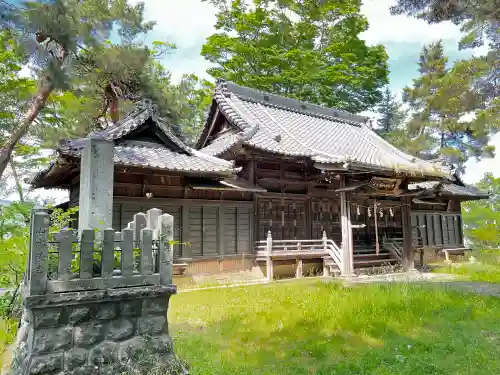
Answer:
266, 230, 274, 281
181, 205, 191, 258
248, 158, 256, 184
401, 196, 415, 271
295, 258, 303, 278
339, 176, 354, 276
306, 182, 314, 239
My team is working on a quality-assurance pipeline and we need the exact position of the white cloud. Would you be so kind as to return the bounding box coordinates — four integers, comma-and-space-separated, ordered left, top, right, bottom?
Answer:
360, 0, 463, 45
20, 0, 493, 203
462, 133, 500, 184
130, 0, 217, 81
137, 0, 216, 49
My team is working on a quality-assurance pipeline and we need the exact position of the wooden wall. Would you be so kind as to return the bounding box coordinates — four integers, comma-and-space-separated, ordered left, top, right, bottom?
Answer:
411, 212, 463, 248
409, 198, 464, 248
112, 199, 253, 260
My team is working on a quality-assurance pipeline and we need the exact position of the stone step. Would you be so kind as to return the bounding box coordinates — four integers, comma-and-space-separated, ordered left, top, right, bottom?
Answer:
323, 258, 340, 269
353, 247, 386, 253
354, 258, 400, 269
354, 253, 394, 261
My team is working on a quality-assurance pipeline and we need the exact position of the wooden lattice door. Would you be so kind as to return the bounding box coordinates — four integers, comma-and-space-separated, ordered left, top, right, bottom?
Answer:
311, 198, 341, 243
258, 198, 306, 241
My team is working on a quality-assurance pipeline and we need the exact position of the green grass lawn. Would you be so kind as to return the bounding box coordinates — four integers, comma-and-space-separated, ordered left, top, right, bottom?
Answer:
435, 262, 500, 283
433, 250, 500, 283
169, 280, 500, 375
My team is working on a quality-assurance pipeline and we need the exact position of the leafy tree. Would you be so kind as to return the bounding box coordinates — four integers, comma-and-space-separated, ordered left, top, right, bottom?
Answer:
0, 0, 155, 180
390, 0, 499, 51
462, 173, 500, 250
201, 0, 389, 113
172, 74, 215, 145
390, 0, 499, 129
138, 64, 214, 144
0, 201, 32, 288
375, 87, 407, 133
0, 30, 52, 200
400, 41, 496, 168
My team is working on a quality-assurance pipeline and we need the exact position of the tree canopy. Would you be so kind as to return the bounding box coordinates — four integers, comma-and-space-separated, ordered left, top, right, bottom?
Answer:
201, 0, 389, 113
462, 173, 500, 250
375, 87, 407, 133
392, 41, 498, 170
0, 0, 156, 180
391, 0, 499, 138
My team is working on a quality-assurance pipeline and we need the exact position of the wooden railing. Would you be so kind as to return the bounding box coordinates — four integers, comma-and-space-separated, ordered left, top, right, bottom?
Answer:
255, 230, 343, 274
382, 238, 403, 262
324, 236, 342, 270
255, 238, 326, 254
25, 208, 174, 296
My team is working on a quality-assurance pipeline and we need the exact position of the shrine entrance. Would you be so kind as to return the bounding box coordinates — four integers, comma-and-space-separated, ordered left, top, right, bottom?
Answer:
349, 198, 404, 250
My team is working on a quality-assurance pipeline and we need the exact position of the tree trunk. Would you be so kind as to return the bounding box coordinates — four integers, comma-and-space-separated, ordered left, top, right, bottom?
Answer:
9, 158, 24, 202
0, 81, 54, 180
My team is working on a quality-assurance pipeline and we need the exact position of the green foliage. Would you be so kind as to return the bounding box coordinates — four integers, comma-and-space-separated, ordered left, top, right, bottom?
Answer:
0, 203, 79, 312
399, 41, 498, 166
2, 0, 155, 90
433, 249, 500, 283
375, 86, 408, 148
138, 65, 215, 143
390, 0, 499, 136
0, 30, 35, 141
390, 0, 499, 51
0, 0, 157, 180
0, 317, 17, 367
462, 173, 500, 250
48, 205, 79, 233
201, 0, 389, 113
170, 280, 500, 374
376, 87, 407, 134
0, 201, 33, 288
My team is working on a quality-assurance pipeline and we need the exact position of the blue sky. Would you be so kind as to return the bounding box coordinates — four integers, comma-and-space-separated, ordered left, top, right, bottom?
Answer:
135, 0, 485, 94
132, 0, 496, 184
6, 0, 497, 201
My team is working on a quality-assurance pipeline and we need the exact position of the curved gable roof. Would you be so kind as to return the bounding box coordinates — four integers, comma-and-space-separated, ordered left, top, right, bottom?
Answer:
30, 100, 237, 189
199, 81, 452, 178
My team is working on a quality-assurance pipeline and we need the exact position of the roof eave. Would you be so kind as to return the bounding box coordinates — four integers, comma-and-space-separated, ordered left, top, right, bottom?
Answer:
314, 160, 451, 179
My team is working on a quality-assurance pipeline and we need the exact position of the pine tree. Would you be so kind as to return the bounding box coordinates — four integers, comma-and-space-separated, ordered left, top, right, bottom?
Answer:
391, 0, 499, 121
401, 41, 495, 169
376, 87, 407, 133
0, 0, 155, 180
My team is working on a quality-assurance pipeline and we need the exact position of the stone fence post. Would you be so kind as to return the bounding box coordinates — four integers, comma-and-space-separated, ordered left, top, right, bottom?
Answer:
8, 208, 185, 375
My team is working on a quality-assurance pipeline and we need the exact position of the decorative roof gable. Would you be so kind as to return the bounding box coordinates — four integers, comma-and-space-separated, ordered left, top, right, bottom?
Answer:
30, 100, 237, 188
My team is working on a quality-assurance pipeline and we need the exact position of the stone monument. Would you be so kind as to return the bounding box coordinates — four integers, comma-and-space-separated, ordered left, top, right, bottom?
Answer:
7, 137, 187, 374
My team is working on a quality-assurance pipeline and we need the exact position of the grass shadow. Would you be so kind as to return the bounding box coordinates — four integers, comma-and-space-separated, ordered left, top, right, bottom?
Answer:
168, 280, 500, 375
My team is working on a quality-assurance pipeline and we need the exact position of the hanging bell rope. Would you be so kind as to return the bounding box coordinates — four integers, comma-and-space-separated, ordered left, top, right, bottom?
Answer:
374, 199, 380, 255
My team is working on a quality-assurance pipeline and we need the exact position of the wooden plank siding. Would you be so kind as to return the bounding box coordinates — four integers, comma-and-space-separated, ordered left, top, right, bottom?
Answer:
112, 199, 253, 260
411, 211, 463, 249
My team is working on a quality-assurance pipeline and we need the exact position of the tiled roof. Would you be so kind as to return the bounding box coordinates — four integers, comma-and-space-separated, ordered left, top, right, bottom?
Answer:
59, 100, 192, 156
30, 100, 237, 188
200, 81, 452, 177
408, 181, 489, 199
112, 141, 235, 173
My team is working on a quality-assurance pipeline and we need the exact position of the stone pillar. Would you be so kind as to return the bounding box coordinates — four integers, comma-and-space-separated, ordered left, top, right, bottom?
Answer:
78, 138, 114, 236
9, 286, 182, 375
